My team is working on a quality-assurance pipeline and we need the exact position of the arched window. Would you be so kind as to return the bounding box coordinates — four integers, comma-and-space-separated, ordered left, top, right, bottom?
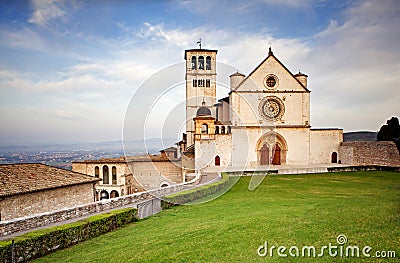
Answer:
331, 152, 338, 163
221, 126, 225, 134
201, 123, 208, 134
94, 166, 99, 178
215, 126, 219, 134
102, 165, 109, 184
198, 56, 204, 70
206, 56, 211, 70
215, 155, 220, 166
198, 79, 204, 87
191, 56, 197, 70
112, 166, 117, 184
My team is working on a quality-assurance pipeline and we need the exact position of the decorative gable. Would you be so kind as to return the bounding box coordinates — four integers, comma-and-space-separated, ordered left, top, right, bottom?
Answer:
233, 49, 309, 93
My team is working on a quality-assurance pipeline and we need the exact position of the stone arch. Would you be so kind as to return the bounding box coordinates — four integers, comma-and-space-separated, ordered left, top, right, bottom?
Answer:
256, 132, 287, 165
110, 190, 119, 198
206, 56, 211, 70
100, 190, 109, 200
198, 56, 204, 70
160, 181, 169, 188
201, 123, 208, 134
191, 56, 197, 70
221, 126, 225, 134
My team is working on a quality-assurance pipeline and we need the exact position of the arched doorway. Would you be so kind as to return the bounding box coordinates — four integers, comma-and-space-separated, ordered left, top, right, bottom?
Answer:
110, 190, 119, 198
256, 132, 287, 166
260, 144, 269, 165
215, 155, 220, 166
100, 190, 109, 200
272, 144, 281, 165
331, 152, 338, 163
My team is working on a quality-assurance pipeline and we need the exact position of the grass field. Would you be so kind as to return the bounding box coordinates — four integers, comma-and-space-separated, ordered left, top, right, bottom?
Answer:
34, 171, 399, 262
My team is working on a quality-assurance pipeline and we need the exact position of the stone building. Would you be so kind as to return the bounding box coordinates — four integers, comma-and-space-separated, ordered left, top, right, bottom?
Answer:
183, 47, 343, 173
73, 46, 399, 191
0, 163, 99, 221
72, 150, 183, 199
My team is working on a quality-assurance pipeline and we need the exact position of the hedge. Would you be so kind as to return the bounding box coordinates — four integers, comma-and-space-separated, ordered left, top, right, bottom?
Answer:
0, 208, 138, 263
161, 173, 231, 208
328, 165, 400, 172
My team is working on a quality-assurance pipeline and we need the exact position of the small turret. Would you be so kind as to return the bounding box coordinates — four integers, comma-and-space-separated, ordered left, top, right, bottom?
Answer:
229, 71, 245, 91
294, 71, 308, 88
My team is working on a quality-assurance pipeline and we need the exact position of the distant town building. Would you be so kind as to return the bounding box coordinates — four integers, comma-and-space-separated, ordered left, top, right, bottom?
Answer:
72, 149, 182, 200
0, 163, 99, 221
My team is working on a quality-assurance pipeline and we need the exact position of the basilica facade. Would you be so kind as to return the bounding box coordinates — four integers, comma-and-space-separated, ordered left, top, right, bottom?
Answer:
182, 47, 343, 173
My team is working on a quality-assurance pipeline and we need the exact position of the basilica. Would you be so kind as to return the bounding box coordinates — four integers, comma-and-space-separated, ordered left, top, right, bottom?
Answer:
181, 47, 343, 174
73, 46, 346, 198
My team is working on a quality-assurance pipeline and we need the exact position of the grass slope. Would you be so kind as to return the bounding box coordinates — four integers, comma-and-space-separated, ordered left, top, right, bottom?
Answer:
34, 171, 400, 262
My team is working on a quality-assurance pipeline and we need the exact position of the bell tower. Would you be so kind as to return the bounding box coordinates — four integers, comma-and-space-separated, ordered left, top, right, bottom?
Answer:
184, 47, 217, 146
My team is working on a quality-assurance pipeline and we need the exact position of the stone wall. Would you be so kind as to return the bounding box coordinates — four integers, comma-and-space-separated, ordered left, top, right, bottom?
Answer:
310, 129, 343, 164
0, 174, 201, 237
128, 161, 183, 190
0, 183, 95, 221
339, 141, 400, 166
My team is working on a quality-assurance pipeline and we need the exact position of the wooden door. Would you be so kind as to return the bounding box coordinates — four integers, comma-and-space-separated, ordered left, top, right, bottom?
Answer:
331, 152, 338, 163
215, 155, 220, 166
272, 144, 281, 165
260, 144, 269, 165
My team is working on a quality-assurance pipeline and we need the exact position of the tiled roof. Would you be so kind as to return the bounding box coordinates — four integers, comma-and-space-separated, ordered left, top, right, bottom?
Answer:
74, 154, 180, 164
160, 147, 177, 152
73, 156, 127, 164
0, 163, 100, 198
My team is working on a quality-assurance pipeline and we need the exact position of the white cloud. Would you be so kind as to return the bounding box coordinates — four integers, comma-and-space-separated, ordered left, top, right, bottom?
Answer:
258, 0, 312, 8
305, 0, 400, 130
28, 0, 66, 28
1, 1, 399, 144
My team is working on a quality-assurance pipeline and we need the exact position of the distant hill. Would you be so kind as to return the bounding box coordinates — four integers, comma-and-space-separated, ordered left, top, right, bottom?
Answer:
343, 131, 377, 142
0, 138, 178, 154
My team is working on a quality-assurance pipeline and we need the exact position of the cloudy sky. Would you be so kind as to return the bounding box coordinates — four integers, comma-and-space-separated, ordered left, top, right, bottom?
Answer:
0, 0, 399, 145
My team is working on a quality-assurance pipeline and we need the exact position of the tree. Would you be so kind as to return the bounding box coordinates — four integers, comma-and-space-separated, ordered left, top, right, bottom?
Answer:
377, 116, 400, 153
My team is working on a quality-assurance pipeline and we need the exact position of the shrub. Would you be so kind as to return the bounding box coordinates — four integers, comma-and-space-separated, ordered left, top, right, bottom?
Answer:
0, 208, 138, 263
162, 173, 231, 208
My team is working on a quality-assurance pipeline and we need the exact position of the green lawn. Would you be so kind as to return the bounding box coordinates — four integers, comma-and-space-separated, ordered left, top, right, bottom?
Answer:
34, 171, 399, 262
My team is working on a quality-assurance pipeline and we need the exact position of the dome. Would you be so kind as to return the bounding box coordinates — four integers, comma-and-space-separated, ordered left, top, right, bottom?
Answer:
196, 106, 211, 116
229, 71, 245, 77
